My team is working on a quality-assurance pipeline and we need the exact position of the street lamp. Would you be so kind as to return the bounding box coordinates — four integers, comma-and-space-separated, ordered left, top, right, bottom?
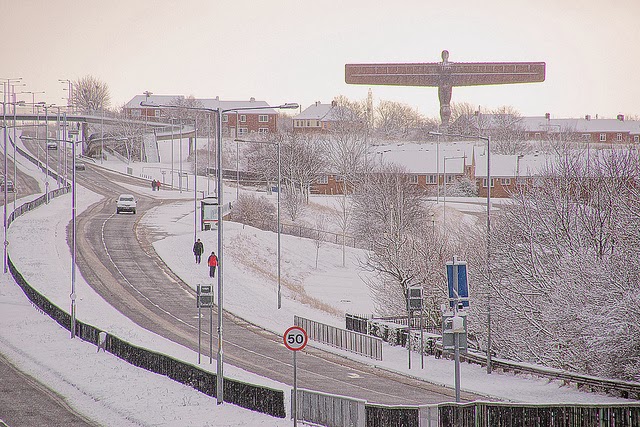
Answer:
235, 138, 282, 310
442, 155, 466, 231
429, 130, 493, 374
58, 79, 73, 112
141, 100, 298, 405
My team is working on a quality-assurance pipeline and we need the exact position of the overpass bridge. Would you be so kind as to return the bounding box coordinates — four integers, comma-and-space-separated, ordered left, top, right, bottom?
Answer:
2, 110, 196, 162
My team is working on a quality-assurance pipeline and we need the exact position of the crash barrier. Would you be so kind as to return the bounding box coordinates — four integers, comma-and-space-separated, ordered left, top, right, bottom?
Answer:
346, 313, 441, 356
6, 183, 286, 418
294, 389, 640, 427
294, 315, 382, 361
295, 389, 366, 427
346, 314, 640, 400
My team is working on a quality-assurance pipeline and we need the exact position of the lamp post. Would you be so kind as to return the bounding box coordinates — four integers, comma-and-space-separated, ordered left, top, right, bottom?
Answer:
235, 138, 282, 309
140, 100, 298, 405
58, 79, 73, 112
429, 130, 493, 374
442, 155, 466, 231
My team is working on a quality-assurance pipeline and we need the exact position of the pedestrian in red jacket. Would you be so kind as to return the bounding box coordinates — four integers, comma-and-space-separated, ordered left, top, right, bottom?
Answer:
207, 252, 218, 278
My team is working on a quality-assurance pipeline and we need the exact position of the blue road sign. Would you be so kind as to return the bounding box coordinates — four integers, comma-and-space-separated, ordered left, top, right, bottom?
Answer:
446, 260, 469, 308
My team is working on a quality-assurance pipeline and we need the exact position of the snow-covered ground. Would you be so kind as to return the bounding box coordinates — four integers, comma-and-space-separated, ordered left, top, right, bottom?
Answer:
0, 139, 634, 427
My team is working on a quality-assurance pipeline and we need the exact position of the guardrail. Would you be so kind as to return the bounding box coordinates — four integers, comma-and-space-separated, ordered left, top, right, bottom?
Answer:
294, 315, 383, 361
346, 313, 640, 400
295, 389, 640, 427
5, 149, 287, 419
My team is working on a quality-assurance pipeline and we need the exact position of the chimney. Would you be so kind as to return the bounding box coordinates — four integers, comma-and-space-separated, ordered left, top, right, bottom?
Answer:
617, 114, 625, 121
215, 96, 219, 101
250, 97, 255, 102
545, 112, 550, 120
331, 100, 337, 107
585, 114, 591, 121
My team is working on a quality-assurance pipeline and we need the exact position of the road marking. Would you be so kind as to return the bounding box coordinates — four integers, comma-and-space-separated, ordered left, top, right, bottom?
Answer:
347, 373, 361, 379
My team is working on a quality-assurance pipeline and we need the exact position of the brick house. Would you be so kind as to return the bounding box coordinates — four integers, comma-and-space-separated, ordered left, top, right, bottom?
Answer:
520, 115, 640, 144
310, 142, 477, 195
293, 101, 339, 133
124, 95, 279, 136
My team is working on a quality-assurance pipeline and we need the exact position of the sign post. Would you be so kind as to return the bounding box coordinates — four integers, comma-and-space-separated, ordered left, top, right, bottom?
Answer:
283, 326, 308, 427
197, 285, 213, 364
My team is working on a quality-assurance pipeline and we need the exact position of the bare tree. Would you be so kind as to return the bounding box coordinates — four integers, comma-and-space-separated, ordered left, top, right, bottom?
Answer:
71, 75, 111, 113
352, 164, 443, 318
374, 100, 425, 139
312, 215, 328, 268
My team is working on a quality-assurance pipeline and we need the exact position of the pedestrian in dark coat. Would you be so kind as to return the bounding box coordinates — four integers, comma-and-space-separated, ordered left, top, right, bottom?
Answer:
193, 239, 204, 264
207, 252, 218, 278
151, 179, 157, 191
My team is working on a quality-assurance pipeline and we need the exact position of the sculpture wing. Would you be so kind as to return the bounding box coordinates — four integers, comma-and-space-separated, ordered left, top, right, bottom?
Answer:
345, 62, 545, 87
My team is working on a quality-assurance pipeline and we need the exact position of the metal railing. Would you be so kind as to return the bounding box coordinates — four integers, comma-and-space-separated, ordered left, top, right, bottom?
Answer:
294, 315, 383, 361
294, 389, 640, 427
346, 314, 640, 400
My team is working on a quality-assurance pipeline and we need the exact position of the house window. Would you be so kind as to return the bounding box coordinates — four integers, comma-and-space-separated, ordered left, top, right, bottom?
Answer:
616, 133, 623, 142
154, 109, 161, 117
534, 132, 541, 139
500, 178, 511, 186
408, 175, 418, 184
306, 120, 310, 127
259, 115, 269, 123
239, 115, 246, 123
315, 175, 328, 184
600, 133, 607, 142
258, 128, 269, 134
634, 135, 639, 143
482, 178, 495, 188
238, 127, 248, 136
426, 174, 437, 184
222, 114, 228, 123
132, 109, 141, 117
582, 134, 591, 141
445, 175, 454, 183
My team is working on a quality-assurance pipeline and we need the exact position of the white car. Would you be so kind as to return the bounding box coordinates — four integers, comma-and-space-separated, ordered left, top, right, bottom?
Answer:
46, 141, 58, 150
116, 194, 137, 214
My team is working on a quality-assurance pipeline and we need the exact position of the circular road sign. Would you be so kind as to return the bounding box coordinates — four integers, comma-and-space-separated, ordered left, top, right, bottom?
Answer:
283, 326, 308, 351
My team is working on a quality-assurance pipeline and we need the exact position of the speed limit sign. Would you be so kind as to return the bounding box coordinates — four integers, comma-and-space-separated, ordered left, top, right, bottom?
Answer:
283, 326, 308, 351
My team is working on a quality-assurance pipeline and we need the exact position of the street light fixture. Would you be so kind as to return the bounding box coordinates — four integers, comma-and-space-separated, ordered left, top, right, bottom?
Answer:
442, 155, 466, 231
1, 100, 16, 273
235, 137, 282, 311
140, 100, 298, 405
429, 130, 493, 374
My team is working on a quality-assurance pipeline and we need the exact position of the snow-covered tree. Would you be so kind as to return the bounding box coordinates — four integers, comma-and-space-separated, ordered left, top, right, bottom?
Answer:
469, 147, 640, 380
71, 75, 111, 113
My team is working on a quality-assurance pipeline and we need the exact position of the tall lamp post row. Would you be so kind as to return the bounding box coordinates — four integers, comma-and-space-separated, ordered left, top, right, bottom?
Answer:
140, 100, 297, 405
429, 131, 492, 374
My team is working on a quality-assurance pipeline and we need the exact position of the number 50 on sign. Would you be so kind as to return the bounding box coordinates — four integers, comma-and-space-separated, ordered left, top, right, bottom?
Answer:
284, 326, 308, 351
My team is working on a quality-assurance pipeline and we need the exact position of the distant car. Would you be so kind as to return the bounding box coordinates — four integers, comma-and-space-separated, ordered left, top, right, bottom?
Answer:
46, 141, 58, 150
0, 179, 15, 192
75, 161, 86, 171
116, 194, 137, 214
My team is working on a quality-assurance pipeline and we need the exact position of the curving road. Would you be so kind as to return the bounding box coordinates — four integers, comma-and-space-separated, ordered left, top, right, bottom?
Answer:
66, 163, 484, 405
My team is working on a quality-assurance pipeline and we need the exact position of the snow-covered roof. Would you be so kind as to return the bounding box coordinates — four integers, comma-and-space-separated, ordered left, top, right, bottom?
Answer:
474, 152, 551, 178
371, 142, 477, 174
294, 102, 338, 121
125, 94, 184, 109
199, 98, 277, 114
124, 95, 277, 114
520, 117, 640, 134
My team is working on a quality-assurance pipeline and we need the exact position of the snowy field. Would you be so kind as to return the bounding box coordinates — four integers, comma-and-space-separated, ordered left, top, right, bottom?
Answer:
0, 140, 635, 426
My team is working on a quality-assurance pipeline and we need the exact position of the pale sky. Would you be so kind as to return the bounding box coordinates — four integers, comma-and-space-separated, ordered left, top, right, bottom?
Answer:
3, 0, 639, 119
